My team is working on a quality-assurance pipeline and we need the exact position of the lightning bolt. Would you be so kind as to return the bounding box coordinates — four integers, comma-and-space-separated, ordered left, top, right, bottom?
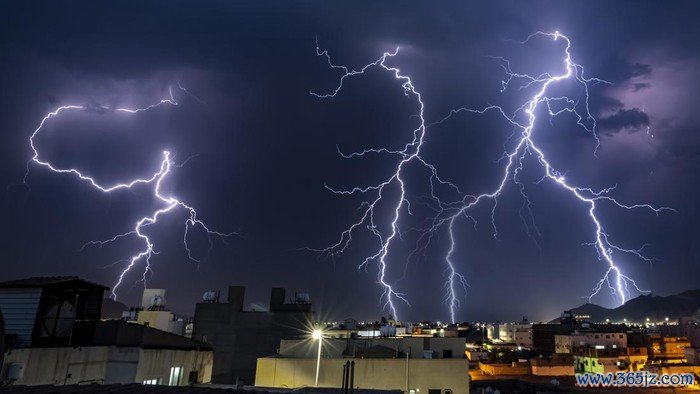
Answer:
308, 42, 465, 320
310, 32, 673, 323
25, 85, 235, 299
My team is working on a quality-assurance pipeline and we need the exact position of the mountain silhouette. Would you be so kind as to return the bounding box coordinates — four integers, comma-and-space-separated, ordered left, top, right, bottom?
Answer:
549, 289, 700, 323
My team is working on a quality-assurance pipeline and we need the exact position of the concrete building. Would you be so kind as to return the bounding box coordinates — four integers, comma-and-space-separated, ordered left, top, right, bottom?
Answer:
125, 288, 186, 336
554, 332, 627, 354
686, 347, 700, 364
531, 322, 626, 354
2, 320, 213, 386
626, 347, 649, 371
649, 335, 690, 360
513, 325, 533, 348
192, 286, 313, 384
485, 322, 531, 345
573, 348, 628, 374
279, 336, 466, 360
257, 358, 467, 394
0, 277, 212, 387
486, 318, 532, 347
256, 337, 468, 394
679, 317, 700, 346
485, 323, 499, 341
531, 354, 575, 376
465, 349, 488, 363
478, 361, 530, 376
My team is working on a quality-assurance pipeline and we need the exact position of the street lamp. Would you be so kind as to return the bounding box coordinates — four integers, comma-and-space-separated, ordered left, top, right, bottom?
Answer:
312, 329, 323, 387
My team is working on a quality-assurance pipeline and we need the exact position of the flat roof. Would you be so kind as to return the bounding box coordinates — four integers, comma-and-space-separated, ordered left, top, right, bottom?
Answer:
0, 276, 109, 290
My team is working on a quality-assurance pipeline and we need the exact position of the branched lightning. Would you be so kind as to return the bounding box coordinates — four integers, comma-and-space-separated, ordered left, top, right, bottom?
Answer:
308, 42, 465, 320
25, 86, 235, 299
310, 32, 673, 322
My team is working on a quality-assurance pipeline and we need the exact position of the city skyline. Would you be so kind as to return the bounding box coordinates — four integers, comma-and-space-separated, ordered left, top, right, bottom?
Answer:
1, 1, 699, 323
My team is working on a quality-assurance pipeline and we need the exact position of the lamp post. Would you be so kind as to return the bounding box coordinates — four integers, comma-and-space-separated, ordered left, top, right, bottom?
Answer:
313, 329, 323, 387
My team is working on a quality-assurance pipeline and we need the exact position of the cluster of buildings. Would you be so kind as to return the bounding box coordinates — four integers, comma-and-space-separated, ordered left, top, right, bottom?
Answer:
0, 276, 469, 393
0, 277, 212, 386
1, 276, 700, 392
472, 310, 700, 382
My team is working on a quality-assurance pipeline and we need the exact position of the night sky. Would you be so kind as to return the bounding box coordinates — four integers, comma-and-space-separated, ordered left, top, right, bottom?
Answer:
1, 1, 699, 323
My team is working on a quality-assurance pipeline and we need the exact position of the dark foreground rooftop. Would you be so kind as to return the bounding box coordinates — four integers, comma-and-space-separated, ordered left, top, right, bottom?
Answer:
0, 384, 233, 393
0, 385, 400, 394
71, 320, 213, 351
0, 276, 108, 290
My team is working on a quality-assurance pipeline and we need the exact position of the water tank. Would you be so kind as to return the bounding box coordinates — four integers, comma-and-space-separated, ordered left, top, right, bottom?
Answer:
150, 295, 165, 308
295, 292, 310, 304
202, 291, 218, 303
141, 289, 166, 309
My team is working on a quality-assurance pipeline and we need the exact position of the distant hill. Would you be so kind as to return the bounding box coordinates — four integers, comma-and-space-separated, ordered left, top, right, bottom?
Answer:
101, 298, 129, 320
549, 289, 700, 323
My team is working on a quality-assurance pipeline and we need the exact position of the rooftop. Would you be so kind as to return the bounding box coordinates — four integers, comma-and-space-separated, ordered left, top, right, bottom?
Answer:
0, 276, 108, 290
0, 384, 399, 394
70, 320, 213, 351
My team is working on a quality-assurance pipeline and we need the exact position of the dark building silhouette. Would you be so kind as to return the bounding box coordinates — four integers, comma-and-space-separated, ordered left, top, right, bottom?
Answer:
0, 277, 106, 348
532, 311, 627, 354
0, 277, 214, 386
192, 286, 313, 384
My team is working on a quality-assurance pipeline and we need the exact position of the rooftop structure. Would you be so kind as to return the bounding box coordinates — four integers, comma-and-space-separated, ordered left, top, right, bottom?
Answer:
0, 277, 212, 387
192, 286, 313, 384
0, 277, 107, 348
256, 336, 468, 394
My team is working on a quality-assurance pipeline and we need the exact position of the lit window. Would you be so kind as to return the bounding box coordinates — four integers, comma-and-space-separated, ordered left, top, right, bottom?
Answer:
143, 379, 159, 385
169, 366, 183, 386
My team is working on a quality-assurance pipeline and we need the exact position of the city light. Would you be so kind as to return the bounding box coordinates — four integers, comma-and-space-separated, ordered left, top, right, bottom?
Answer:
312, 328, 324, 387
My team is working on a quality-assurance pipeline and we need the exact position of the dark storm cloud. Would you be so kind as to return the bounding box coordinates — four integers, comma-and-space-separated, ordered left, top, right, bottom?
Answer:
599, 108, 650, 133
1, 0, 699, 322
633, 82, 651, 91
630, 63, 652, 77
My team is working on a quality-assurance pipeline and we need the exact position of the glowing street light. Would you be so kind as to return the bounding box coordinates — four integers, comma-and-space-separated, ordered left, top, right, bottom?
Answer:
313, 329, 323, 387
